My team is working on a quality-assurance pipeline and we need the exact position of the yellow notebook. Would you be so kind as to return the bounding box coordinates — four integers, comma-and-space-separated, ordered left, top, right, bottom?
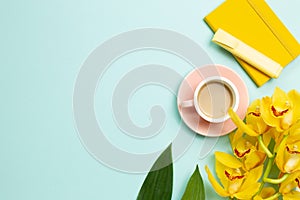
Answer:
204, 0, 300, 86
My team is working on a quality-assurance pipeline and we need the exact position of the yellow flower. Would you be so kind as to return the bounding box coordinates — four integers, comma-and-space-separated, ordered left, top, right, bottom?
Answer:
205, 152, 263, 199
228, 99, 269, 137
279, 171, 300, 200
246, 99, 269, 134
276, 122, 300, 173
260, 87, 300, 132
253, 187, 277, 200
230, 129, 266, 171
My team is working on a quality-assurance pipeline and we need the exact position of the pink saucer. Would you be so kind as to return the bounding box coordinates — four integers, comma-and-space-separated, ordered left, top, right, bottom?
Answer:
177, 64, 249, 137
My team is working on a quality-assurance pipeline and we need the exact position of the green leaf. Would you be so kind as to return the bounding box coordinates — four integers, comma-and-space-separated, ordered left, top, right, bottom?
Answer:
137, 144, 173, 200
181, 165, 205, 200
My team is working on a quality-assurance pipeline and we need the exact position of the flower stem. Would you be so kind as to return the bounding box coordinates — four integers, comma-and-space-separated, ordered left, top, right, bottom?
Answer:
258, 135, 273, 158
264, 174, 289, 184
263, 192, 281, 200
258, 155, 275, 194
275, 134, 288, 153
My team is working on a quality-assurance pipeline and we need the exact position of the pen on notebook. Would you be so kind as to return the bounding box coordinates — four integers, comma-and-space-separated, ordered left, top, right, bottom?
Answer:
212, 28, 283, 79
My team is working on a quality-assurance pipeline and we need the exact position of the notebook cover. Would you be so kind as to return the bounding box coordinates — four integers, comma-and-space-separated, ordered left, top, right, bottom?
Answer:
204, 0, 300, 86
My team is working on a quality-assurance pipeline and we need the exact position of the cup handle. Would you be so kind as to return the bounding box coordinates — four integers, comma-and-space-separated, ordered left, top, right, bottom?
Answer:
180, 100, 194, 108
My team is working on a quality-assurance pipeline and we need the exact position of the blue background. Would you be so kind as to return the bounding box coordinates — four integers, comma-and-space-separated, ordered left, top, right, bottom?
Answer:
1, 0, 300, 199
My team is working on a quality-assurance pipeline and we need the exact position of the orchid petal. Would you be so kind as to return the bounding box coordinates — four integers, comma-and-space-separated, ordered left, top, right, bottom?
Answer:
281, 110, 293, 130
288, 120, 300, 137
234, 166, 263, 199
205, 166, 229, 197
263, 130, 272, 147
234, 183, 261, 199
246, 99, 268, 134
228, 108, 259, 137
260, 187, 276, 199
215, 152, 242, 169
272, 87, 290, 112
253, 187, 276, 200
241, 165, 263, 190
228, 178, 244, 196
284, 153, 300, 173
288, 90, 300, 123
230, 128, 244, 148
276, 136, 287, 172
261, 96, 282, 132
243, 151, 265, 171
215, 160, 229, 190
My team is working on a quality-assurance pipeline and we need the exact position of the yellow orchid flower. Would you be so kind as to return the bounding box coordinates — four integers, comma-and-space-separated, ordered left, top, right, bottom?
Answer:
253, 187, 277, 200
246, 99, 269, 134
260, 87, 300, 132
228, 99, 269, 137
275, 124, 300, 173
230, 129, 266, 171
279, 171, 300, 200
205, 152, 263, 199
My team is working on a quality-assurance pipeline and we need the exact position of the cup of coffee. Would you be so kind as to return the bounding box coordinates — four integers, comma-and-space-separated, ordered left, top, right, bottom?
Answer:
181, 76, 239, 123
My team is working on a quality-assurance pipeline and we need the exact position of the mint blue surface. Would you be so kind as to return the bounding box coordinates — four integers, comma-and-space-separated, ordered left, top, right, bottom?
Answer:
1, 0, 300, 199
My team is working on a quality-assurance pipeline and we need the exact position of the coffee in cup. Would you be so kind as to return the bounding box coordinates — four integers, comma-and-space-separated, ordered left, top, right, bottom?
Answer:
181, 76, 239, 123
